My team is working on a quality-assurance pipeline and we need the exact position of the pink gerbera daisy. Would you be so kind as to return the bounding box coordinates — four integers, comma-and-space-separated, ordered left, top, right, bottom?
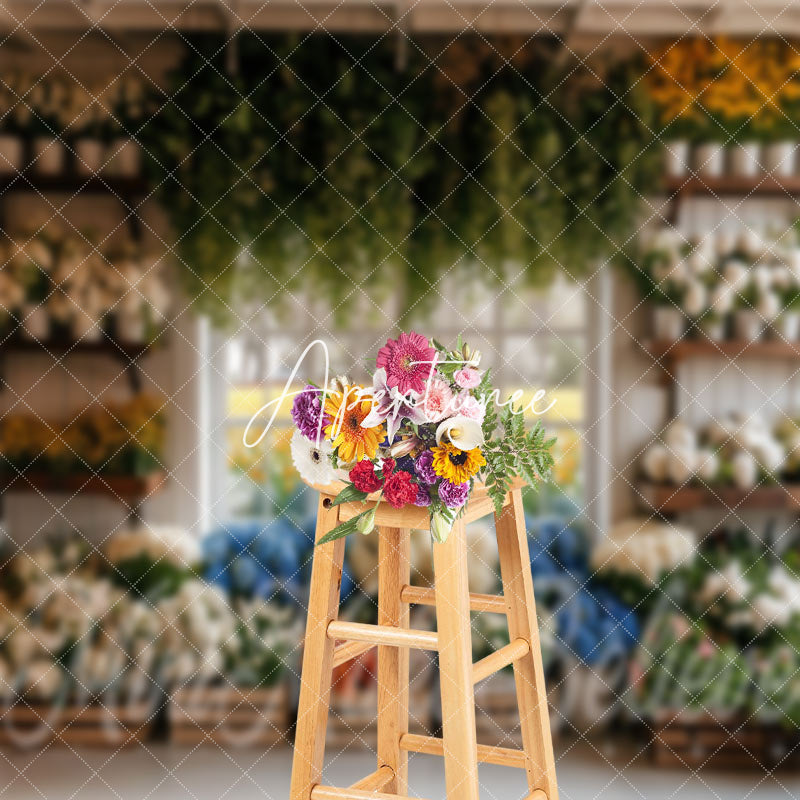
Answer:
375, 332, 436, 395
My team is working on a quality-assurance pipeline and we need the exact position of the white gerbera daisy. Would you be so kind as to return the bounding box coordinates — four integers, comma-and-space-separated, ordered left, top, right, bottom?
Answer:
290, 428, 336, 485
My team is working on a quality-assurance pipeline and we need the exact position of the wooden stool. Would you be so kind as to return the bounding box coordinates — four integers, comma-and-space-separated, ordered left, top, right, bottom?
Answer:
289, 479, 558, 800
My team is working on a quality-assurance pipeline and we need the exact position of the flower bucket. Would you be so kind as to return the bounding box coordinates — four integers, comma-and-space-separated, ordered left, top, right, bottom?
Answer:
664, 140, 690, 177
285, 332, 554, 544
0, 134, 23, 173
733, 310, 764, 342
20, 305, 49, 341
698, 316, 726, 342
31, 137, 64, 175
728, 142, 761, 178
694, 143, 725, 177
653, 307, 685, 342
72, 314, 103, 343
763, 140, 797, 178
104, 138, 140, 177
115, 310, 147, 343
771, 312, 800, 341
74, 138, 105, 176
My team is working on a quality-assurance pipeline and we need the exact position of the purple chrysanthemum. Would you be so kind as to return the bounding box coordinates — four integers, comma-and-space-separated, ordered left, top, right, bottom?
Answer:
291, 385, 329, 441
414, 485, 432, 507
438, 479, 470, 508
414, 450, 437, 485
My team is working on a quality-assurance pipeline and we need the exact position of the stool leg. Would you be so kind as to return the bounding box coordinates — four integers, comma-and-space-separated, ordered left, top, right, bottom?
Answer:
495, 489, 559, 800
377, 526, 411, 793
432, 517, 480, 800
290, 495, 346, 800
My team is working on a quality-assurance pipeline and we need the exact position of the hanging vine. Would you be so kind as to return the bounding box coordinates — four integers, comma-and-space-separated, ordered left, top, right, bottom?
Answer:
140, 35, 661, 325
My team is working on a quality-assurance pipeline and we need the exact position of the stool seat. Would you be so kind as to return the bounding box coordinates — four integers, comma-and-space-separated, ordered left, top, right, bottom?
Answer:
289, 481, 558, 800
305, 476, 526, 529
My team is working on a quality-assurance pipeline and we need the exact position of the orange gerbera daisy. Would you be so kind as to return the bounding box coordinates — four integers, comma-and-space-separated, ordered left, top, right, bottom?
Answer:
324, 386, 384, 463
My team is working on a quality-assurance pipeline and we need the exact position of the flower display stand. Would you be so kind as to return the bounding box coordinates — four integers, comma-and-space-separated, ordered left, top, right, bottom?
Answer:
289, 479, 558, 800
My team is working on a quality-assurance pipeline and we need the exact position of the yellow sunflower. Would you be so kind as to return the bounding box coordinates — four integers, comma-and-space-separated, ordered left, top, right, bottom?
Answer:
431, 442, 485, 484
324, 387, 384, 463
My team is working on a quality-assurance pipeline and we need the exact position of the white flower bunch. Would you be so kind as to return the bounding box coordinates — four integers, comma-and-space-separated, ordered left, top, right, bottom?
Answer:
105, 523, 200, 569
592, 517, 696, 585
641, 414, 787, 488
641, 226, 800, 326
700, 560, 800, 633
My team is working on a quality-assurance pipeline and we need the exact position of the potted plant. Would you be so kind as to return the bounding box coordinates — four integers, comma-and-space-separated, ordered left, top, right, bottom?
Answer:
642, 241, 688, 341
0, 83, 25, 174
759, 115, 798, 179
775, 286, 800, 341
27, 78, 67, 176
733, 283, 765, 342
103, 77, 145, 178
728, 139, 762, 178
15, 238, 53, 341
697, 310, 726, 342
73, 100, 110, 177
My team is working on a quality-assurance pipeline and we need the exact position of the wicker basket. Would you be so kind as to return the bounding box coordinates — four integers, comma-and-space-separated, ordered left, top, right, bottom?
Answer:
326, 649, 434, 750
0, 699, 155, 749
651, 712, 800, 770
474, 672, 523, 748
168, 683, 289, 748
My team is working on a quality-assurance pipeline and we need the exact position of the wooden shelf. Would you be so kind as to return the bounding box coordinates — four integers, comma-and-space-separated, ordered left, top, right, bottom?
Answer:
663, 174, 800, 223
0, 337, 159, 393
0, 471, 167, 504
0, 174, 148, 196
645, 338, 800, 365
0, 337, 154, 358
639, 483, 800, 513
664, 175, 800, 197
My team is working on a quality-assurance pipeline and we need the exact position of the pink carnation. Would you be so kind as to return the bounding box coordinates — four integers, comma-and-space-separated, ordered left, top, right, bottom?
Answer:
454, 368, 481, 389
453, 393, 486, 424
420, 378, 454, 422
376, 332, 436, 395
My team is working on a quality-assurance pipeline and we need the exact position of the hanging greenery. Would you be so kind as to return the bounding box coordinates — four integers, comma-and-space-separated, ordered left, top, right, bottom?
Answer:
140, 35, 661, 325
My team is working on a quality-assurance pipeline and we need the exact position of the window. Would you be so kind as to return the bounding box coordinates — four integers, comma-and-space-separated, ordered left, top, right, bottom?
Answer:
200, 274, 588, 532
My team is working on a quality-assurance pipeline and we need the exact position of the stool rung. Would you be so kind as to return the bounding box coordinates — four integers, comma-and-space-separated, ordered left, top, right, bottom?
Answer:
332, 640, 375, 668
349, 765, 393, 791
327, 620, 438, 650
526, 792, 548, 800
400, 585, 507, 615
311, 787, 428, 800
472, 637, 530, 684
399, 733, 527, 769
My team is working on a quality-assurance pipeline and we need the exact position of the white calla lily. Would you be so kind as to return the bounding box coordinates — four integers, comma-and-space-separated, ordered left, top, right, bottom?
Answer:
435, 416, 484, 450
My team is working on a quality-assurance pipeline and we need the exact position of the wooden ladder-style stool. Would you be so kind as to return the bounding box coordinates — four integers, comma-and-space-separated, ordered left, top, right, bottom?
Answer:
289, 478, 558, 800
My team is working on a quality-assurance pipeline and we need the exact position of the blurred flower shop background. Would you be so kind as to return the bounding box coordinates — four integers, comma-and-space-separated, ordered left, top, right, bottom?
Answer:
1, 2, 800, 798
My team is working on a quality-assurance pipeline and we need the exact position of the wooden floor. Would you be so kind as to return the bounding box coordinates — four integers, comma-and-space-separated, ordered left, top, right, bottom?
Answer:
1, 743, 798, 800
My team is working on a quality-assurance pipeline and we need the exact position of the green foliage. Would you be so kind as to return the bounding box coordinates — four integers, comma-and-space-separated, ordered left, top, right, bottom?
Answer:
140, 36, 662, 325
111, 554, 195, 602
317, 507, 373, 545
482, 404, 556, 515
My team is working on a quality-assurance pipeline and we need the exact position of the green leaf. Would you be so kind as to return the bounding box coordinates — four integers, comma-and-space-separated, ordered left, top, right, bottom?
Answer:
330, 484, 369, 506
317, 510, 373, 545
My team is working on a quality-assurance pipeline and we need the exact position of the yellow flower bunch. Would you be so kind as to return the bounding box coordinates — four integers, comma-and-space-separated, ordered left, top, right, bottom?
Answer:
647, 37, 800, 138
0, 395, 166, 475
0, 415, 51, 465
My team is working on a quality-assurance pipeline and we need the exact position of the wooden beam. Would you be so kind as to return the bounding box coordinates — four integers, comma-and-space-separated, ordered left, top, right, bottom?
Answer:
472, 638, 530, 685
400, 585, 507, 615
349, 765, 394, 792
331, 640, 375, 669
399, 732, 528, 769
327, 620, 438, 651
7, 0, 799, 40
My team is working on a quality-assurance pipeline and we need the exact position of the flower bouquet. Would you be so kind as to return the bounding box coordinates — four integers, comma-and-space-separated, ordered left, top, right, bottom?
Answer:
289, 332, 555, 544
